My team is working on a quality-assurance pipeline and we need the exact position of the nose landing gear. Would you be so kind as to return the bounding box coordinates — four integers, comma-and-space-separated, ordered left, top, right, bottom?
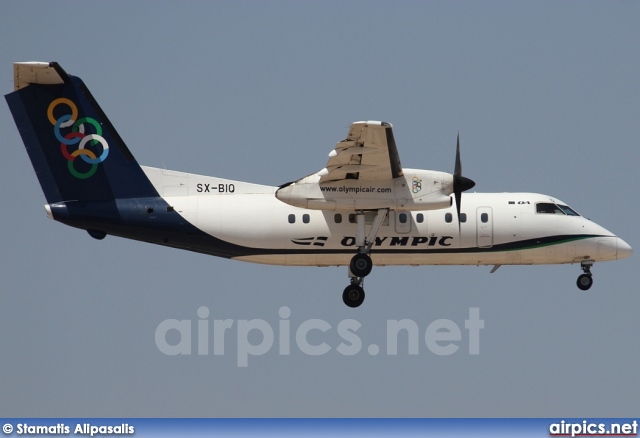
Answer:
576, 261, 594, 291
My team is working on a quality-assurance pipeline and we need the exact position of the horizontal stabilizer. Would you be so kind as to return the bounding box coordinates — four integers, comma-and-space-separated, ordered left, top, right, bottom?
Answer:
13, 62, 68, 90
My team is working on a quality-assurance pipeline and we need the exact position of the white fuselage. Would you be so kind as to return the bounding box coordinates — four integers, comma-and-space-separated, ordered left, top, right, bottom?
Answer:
141, 166, 631, 268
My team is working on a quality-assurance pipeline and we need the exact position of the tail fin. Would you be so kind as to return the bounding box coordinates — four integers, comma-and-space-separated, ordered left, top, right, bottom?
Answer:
5, 62, 158, 204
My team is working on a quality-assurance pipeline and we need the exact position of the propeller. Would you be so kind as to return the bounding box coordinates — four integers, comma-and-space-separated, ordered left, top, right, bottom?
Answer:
453, 133, 475, 231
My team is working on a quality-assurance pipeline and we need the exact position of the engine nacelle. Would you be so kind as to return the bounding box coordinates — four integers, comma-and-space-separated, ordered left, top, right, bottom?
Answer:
276, 169, 454, 211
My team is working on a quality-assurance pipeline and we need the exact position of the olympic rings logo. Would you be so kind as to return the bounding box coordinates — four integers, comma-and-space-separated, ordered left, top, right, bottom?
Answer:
48, 98, 109, 179
411, 176, 422, 194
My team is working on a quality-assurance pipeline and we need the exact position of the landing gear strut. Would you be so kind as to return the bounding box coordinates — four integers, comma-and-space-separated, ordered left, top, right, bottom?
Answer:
342, 209, 388, 308
576, 261, 594, 291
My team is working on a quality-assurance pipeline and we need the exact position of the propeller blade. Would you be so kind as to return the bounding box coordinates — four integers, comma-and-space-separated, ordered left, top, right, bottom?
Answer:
452, 133, 476, 232
454, 133, 461, 181
455, 189, 462, 226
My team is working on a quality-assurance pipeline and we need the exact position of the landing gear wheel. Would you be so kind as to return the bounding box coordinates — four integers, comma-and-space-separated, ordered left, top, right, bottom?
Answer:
350, 253, 373, 278
343, 284, 365, 308
577, 274, 593, 291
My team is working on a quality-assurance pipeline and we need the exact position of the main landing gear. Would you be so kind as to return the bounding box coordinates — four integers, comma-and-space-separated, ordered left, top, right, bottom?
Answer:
342, 209, 388, 308
343, 281, 365, 308
576, 261, 594, 291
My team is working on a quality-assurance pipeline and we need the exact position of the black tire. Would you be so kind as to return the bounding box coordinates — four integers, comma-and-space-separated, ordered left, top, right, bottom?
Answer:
350, 253, 373, 277
343, 284, 365, 308
577, 274, 593, 291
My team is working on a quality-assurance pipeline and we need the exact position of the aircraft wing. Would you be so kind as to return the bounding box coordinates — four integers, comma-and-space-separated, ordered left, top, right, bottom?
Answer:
319, 121, 404, 183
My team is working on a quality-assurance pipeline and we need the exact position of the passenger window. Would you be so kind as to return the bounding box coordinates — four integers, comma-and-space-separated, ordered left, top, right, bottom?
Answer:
416, 213, 424, 223
481, 213, 488, 223
348, 214, 356, 224
303, 214, 310, 224
460, 213, 467, 223
445, 213, 452, 223
288, 214, 295, 224
334, 214, 342, 224
399, 213, 408, 224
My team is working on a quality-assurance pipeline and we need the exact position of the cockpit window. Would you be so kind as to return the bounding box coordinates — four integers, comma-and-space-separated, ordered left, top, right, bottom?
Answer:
536, 203, 564, 214
536, 202, 580, 216
557, 204, 580, 216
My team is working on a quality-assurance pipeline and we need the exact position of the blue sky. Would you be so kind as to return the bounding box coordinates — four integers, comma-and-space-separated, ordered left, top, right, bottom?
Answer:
0, 1, 638, 417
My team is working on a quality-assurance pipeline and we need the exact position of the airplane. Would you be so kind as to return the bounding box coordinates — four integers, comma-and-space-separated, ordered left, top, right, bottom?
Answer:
5, 62, 632, 308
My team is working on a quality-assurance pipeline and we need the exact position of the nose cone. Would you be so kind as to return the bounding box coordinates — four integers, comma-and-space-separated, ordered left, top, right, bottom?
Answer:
617, 238, 633, 260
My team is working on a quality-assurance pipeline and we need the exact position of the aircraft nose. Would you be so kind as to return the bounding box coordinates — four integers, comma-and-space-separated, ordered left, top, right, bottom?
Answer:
617, 238, 633, 260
